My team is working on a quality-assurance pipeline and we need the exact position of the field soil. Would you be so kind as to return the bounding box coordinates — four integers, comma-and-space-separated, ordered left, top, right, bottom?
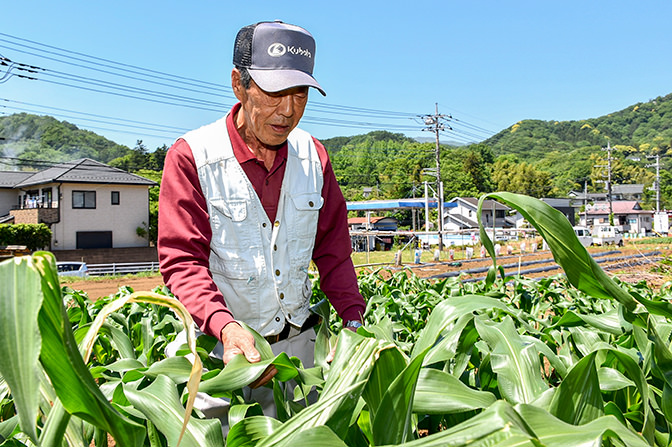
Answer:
65, 244, 672, 300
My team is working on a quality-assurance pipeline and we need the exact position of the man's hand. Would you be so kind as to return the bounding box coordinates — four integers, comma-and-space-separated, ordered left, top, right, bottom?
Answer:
221, 322, 277, 388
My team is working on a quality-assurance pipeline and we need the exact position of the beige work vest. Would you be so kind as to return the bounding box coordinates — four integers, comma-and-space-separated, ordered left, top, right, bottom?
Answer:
182, 116, 324, 335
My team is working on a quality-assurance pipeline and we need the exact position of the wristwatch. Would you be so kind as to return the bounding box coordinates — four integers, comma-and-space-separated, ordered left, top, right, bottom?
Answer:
344, 320, 363, 330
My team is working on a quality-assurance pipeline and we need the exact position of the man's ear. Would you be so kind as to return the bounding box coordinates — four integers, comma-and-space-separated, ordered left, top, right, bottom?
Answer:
231, 68, 244, 101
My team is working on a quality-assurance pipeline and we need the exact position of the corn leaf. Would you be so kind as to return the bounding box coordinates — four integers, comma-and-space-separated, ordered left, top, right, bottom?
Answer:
226, 416, 283, 447
0, 256, 43, 443
123, 374, 224, 447
371, 348, 428, 445
383, 400, 536, 447
515, 403, 649, 447
477, 192, 638, 310
474, 315, 548, 404
413, 368, 497, 414
549, 351, 604, 425
80, 290, 203, 447
32, 252, 146, 446
199, 352, 298, 396
362, 345, 407, 418
413, 295, 513, 359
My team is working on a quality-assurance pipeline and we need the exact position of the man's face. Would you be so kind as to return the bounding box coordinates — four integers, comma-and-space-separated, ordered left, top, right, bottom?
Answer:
232, 69, 309, 149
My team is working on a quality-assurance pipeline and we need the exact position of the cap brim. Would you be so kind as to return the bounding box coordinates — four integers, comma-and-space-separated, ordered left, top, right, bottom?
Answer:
248, 68, 326, 96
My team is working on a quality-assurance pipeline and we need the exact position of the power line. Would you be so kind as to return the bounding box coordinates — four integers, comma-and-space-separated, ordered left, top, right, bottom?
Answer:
0, 32, 497, 144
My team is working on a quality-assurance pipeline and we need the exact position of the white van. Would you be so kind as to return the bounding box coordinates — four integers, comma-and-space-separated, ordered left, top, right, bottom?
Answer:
573, 226, 593, 247
592, 226, 624, 246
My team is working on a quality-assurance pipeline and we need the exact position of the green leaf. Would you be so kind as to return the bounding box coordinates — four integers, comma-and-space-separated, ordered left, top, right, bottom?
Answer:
549, 351, 604, 425
143, 356, 194, 384
382, 400, 536, 447
362, 345, 407, 418
516, 403, 649, 447
413, 368, 497, 414
32, 252, 146, 446
413, 295, 513, 360
226, 416, 282, 447
124, 374, 224, 447
477, 192, 638, 310
199, 352, 298, 396
371, 348, 428, 445
0, 256, 43, 443
474, 315, 548, 404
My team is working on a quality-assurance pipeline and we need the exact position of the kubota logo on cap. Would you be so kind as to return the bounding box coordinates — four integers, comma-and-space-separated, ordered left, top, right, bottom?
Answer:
267, 43, 286, 57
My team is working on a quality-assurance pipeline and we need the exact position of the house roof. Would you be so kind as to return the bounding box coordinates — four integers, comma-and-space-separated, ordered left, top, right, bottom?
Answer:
612, 184, 644, 194
348, 216, 398, 225
568, 190, 607, 200
585, 201, 653, 215
450, 197, 510, 211
541, 198, 576, 208
0, 171, 34, 188
445, 213, 478, 228
9, 158, 157, 188
347, 198, 456, 211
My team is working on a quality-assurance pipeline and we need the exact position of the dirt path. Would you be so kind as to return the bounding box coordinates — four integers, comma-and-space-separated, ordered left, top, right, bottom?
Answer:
64, 245, 672, 299
64, 275, 165, 300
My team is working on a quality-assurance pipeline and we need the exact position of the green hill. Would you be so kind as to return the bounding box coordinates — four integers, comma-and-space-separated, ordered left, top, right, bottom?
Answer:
485, 93, 672, 161
0, 113, 131, 166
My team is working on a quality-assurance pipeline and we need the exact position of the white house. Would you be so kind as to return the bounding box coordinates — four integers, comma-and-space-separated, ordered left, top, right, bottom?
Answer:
0, 158, 157, 250
579, 201, 653, 234
444, 197, 511, 231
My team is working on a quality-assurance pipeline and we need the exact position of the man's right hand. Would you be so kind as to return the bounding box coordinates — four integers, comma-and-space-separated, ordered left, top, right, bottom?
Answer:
220, 322, 276, 388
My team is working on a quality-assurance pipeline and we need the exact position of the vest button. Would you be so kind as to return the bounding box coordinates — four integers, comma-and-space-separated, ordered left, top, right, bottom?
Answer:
275, 317, 281, 322
275, 269, 281, 276
274, 221, 280, 227
279, 292, 284, 300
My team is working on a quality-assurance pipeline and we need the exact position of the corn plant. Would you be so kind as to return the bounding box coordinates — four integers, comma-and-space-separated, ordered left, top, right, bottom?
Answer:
1, 193, 672, 446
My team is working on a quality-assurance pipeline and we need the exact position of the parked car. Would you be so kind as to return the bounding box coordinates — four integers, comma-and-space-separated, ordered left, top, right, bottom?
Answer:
592, 226, 624, 246
56, 261, 89, 277
572, 226, 592, 247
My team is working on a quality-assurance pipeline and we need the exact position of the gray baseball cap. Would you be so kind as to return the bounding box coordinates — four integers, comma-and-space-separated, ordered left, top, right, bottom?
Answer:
233, 21, 326, 96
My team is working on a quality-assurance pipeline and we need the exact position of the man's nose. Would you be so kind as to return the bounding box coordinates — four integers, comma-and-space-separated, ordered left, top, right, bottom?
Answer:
277, 95, 295, 117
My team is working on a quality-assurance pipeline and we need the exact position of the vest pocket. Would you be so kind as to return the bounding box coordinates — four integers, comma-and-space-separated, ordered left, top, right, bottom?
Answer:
210, 198, 248, 222
290, 193, 324, 212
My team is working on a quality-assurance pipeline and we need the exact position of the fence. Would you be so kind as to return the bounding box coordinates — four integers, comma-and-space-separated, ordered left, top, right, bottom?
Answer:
87, 261, 160, 276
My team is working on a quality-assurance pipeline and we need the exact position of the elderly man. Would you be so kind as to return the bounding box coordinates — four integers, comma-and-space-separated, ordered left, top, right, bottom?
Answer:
158, 21, 365, 398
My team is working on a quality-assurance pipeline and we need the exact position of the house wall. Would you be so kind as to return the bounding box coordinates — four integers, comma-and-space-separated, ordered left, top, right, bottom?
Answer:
0, 190, 17, 216
52, 183, 150, 250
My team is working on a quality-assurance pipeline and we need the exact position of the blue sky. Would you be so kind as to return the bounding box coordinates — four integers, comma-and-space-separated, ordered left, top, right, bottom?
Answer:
2, 1, 671, 152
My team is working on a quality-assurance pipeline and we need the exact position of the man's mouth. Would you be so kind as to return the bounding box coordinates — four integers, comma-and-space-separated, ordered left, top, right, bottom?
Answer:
270, 124, 290, 133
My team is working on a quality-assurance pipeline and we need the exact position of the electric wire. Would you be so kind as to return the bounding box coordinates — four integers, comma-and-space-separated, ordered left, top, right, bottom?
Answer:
0, 32, 498, 145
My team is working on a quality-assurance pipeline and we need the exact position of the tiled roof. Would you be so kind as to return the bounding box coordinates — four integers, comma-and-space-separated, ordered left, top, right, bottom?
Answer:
0, 171, 34, 188
585, 201, 652, 215
5, 158, 157, 188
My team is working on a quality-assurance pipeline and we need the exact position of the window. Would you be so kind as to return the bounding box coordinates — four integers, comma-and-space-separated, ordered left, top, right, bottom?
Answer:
111, 191, 120, 205
72, 191, 96, 209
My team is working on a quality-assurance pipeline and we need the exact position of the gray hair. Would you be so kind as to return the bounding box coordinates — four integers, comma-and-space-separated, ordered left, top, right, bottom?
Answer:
236, 66, 252, 89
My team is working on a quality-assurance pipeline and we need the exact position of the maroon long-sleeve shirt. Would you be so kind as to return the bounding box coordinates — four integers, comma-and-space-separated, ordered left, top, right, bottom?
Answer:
158, 103, 365, 340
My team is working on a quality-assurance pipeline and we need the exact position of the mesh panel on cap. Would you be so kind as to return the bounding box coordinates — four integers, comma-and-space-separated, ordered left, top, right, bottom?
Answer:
233, 25, 256, 67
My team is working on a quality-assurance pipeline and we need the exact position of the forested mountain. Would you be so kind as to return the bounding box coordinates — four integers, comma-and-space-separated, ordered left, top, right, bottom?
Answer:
0, 113, 131, 165
2, 92, 671, 211
485, 93, 672, 161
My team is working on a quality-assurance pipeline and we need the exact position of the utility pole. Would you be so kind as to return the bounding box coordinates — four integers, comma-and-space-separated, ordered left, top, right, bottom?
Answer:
421, 104, 452, 250
595, 142, 615, 222
646, 154, 661, 212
